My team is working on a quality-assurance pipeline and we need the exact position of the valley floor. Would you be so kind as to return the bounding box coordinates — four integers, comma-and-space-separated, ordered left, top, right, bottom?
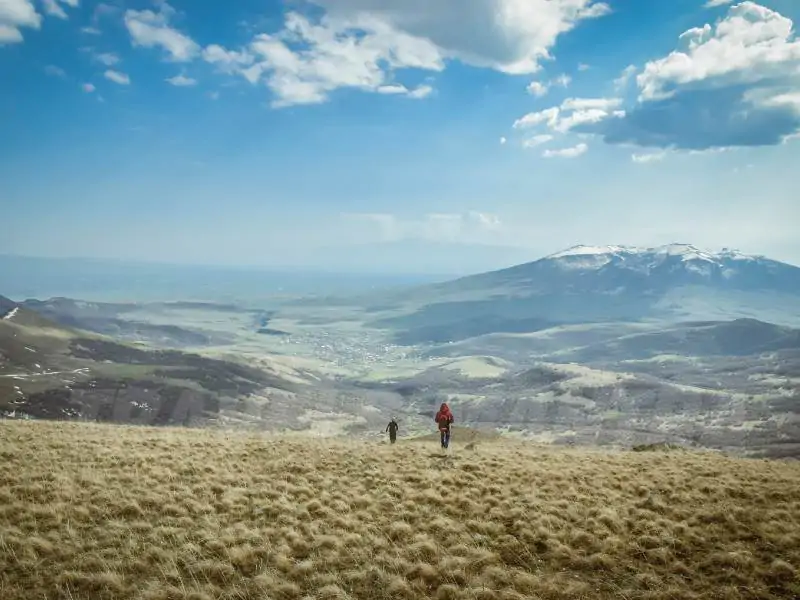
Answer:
1, 421, 799, 600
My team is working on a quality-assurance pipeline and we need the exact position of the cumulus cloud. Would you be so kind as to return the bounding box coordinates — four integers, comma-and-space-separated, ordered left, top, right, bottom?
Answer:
0, 0, 42, 44
632, 152, 666, 164
201, 0, 609, 107
104, 69, 130, 85
42, 0, 66, 20
203, 12, 444, 107
523, 134, 553, 148
202, 43, 254, 73
543, 143, 587, 158
124, 2, 199, 62
377, 84, 408, 95
613, 64, 637, 91
704, 0, 733, 7
310, 0, 611, 74
408, 84, 433, 99
514, 97, 623, 134
527, 73, 571, 97
515, 2, 800, 152
527, 81, 549, 97
166, 73, 197, 86
94, 52, 119, 66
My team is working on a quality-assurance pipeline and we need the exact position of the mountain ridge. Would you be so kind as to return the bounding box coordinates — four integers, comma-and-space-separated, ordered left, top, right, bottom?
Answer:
364, 242, 800, 344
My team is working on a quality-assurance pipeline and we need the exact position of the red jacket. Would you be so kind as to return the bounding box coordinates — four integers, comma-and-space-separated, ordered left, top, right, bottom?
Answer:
435, 404, 453, 431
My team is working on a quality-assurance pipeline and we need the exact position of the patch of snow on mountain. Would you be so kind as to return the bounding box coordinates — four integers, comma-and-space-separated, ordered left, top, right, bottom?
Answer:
547, 245, 633, 259
719, 248, 762, 261
653, 243, 717, 263
552, 254, 617, 270
545, 244, 767, 271
2, 307, 19, 321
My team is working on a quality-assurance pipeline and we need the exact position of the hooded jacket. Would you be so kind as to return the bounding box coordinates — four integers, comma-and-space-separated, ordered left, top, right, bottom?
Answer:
435, 403, 454, 432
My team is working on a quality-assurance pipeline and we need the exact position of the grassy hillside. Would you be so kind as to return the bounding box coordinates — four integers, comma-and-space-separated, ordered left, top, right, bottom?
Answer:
1, 421, 798, 600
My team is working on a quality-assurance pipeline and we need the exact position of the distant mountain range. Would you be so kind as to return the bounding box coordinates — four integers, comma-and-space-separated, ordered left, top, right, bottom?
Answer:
368, 244, 800, 344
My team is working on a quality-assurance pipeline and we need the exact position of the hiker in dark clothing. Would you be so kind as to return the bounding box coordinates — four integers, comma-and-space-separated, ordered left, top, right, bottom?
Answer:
434, 403, 454, 449
386, 418, 399, 444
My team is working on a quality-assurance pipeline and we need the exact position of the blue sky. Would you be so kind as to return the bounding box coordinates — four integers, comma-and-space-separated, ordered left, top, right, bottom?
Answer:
1, 0, 799, 273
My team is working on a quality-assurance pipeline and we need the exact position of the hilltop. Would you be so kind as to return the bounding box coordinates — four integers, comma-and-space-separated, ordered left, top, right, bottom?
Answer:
1, 420, 798, 600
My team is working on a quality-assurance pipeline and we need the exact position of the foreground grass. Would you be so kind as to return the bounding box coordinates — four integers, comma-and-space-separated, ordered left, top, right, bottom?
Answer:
1, 421, 798, 600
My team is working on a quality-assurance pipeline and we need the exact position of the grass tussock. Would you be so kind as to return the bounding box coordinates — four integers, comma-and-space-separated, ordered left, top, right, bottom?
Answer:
1, 420, 799, 600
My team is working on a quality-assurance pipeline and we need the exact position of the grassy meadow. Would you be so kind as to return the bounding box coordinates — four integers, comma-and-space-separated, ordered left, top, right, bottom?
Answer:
1, 420, 798, 600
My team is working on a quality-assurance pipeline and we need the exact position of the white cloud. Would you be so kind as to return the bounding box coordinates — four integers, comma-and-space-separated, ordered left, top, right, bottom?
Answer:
578, 63, 590, 71
578, 2, 800, 151
207, 12, 445, 107
124, 2, 199, 62
527, 73, 570, 98
207, 91, 220, 100
377, 84, 408, 94
166, 73, 197, 86
104, 69, 130, 85
407, 84, 433, 99
468, 211, 502, 230
45, 64, 66, 77
499, 136, 507, 145
514, 97, 622, 133
523, 134, 553, 148
637, 2, 800, 102
376, 83, 433, 99
202, 43, 254, 73
202, 0, 610, 107
704, 0, 733, 7
613, 64, 637, 91
527, 80, 549, 97
543, 142, 588, 158
343, 211, 503, 243
513, 107, 560, 129
311, 0, 611, 74
81, 26, 100, 35
0, 0, 42, 44
42, 0, 66, 20
554, 74, 571, 87
94, 52, 119, 66
632, 152, 666, 163
82, 82, 95, 93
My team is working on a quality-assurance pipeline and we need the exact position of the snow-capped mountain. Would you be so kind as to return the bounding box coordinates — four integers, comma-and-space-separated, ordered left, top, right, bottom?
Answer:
376, 243, 800, 342
480, 243, 800, 295
546, 243, 768, 269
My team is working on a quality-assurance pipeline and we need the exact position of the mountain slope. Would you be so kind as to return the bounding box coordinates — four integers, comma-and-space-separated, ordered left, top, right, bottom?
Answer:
367, 244, 800, 343
0, 304, 300, 425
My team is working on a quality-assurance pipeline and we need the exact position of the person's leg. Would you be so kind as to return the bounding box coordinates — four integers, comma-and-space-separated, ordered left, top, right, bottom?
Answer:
444, 430, 450, 448
440, 430, 445, 448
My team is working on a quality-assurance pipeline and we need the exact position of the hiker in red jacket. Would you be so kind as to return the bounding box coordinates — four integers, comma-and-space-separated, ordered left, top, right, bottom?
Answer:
435, 402, 454, 449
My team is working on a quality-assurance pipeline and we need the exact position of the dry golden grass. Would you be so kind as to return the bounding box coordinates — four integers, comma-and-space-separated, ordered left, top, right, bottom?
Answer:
1, 420, 799, 600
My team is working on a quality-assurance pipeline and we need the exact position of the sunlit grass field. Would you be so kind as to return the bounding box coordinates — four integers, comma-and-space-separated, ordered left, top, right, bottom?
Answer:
1, 420, 798, 600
